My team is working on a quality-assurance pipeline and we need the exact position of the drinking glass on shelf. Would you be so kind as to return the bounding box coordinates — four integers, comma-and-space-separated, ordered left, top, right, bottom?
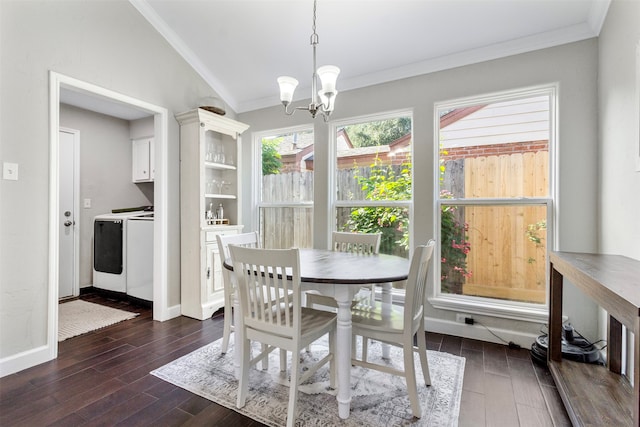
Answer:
216, 179, 227, 194
214, 145, 225, 164
208, 179, 217, 194
206, 141, 214, 162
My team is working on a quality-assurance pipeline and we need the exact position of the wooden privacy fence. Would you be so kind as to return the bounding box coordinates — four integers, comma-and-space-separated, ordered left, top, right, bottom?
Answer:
262, 151, 549, 304
261, 172, 314, 249
456, 151, 548, 304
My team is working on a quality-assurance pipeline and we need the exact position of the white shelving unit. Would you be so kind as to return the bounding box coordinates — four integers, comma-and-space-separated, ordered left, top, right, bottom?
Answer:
176, 108, 248, 320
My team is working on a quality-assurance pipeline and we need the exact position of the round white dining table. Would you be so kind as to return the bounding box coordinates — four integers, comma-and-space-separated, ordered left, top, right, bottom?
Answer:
224, 248, 410, 419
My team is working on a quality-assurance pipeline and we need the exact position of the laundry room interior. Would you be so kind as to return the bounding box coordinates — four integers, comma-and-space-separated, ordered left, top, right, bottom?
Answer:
59, 103, 155, 306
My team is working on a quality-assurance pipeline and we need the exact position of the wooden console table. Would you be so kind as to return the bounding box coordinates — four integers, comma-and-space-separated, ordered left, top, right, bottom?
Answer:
549, 252, 640, 426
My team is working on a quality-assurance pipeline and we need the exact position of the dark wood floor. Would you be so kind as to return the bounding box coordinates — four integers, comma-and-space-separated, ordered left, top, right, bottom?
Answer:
0, 293, 570, 426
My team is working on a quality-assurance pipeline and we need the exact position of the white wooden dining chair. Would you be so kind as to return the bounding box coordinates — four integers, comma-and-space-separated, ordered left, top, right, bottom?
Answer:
216, 231, 259, 354
306, 231, 382, 310
305, 231, 381, 353
350, 240, 436, 418
216, 231, 289, 371
230, 246, 337, 427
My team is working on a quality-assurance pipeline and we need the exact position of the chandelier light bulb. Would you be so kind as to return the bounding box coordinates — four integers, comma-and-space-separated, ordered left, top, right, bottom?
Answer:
317, 65, 340, 95
277, 76, 299, 105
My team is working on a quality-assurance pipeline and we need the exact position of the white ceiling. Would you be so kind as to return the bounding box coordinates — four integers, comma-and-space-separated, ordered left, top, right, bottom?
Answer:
131, 0, 610, 115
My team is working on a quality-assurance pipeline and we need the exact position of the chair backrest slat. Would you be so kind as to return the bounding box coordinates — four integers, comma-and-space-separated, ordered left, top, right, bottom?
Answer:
217, 231, 259, 263
332, 231, 381, 255
405, 241, 436, 331
230, 246, 301, 339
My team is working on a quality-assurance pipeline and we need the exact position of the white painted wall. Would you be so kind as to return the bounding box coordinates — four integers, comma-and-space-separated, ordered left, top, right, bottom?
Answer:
598, 0, 640, 260
597, 0, 640, 384
0, 1, 221, 362
239, 39, 601, 342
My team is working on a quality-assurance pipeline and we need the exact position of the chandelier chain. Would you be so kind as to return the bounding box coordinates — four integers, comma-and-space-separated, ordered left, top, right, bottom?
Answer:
312, 0, 317, 38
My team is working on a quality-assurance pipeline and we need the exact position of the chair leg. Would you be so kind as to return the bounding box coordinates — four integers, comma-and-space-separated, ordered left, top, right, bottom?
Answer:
280, 349, 287, 372
237, 337, 251, 408
261, 344, 269, 370
221, 307, 233, 354
329, 331, 337, 389
304, 292, 312, 353
416, 326, 431, 386
287, 348, 301, 427
351, 333, 357, 360
362, 336, 369, 362
404, 337, 422, 418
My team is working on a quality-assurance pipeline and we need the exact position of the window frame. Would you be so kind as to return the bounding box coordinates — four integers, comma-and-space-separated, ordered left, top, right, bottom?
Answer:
328, 109, 414, 305
430, 85, 558, 323
330, 109, 414, 248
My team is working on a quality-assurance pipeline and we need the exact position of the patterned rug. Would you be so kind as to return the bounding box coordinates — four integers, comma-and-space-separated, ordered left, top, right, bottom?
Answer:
151, 336, 465, 426
58, 300, 138, 341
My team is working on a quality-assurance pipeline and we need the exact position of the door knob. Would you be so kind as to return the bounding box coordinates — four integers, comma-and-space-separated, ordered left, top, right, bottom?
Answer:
64, 220, 74, 227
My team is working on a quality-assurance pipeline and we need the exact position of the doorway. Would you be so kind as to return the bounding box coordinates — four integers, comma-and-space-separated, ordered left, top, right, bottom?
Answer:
58, 128, 80, 299
48, 71, 171, 362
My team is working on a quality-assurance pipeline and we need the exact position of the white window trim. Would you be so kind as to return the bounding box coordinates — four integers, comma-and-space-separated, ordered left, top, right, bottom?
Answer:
430, 84, 558, 324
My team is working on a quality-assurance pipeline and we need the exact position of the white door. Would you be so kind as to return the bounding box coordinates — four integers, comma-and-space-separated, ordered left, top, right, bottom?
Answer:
59, 128, 79, 299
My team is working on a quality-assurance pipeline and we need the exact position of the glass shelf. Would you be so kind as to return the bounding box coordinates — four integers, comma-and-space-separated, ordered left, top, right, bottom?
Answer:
204, 161, 236, 171
205, 194, 237, 199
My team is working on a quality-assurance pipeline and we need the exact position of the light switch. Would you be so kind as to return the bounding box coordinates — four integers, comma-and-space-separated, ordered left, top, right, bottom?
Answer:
83, 198, 92, 208
3, 162, 18, 180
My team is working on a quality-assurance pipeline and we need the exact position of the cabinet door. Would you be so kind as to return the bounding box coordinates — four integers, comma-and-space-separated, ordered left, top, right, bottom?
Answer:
205, 243, 224, 303
132, 138, 153, 182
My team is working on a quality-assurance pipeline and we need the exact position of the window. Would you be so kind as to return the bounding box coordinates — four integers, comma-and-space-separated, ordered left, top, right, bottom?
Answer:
433, 87, 556, 321
332, 111, 413, 258
255, 126, 314, 249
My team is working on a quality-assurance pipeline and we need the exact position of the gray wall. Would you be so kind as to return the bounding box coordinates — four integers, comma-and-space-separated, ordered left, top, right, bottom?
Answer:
0, 0, 221, 359
60, 105, 154, 288
597, 0, 640, 380
239, 39, 601, 340
598, 0, 640, 259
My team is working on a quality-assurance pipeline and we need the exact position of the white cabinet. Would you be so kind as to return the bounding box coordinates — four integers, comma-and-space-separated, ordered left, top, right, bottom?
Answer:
132, 137, 154, 182
176, 108, 249, 320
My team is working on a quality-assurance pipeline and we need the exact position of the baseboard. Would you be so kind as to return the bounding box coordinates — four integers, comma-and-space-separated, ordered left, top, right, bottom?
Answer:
425, 316, 539, 349
160, 304, 182, 321
0, 344, 54, 378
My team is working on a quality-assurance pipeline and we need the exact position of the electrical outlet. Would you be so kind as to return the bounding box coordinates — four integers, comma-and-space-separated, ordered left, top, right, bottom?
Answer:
456, 313, 472, 324
3, 162, 18, 181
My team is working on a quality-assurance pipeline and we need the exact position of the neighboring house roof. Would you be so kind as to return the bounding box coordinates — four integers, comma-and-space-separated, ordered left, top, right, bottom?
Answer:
337, 144, 390, 158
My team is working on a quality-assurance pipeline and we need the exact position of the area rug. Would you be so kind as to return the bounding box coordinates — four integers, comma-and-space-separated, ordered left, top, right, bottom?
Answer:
58, 300, 138, 341
151, 336, 465, 426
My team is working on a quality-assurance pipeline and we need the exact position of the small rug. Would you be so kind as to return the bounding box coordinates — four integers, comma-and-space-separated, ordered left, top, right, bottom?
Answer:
58, 300, 138, 341
151, 336, 465, 426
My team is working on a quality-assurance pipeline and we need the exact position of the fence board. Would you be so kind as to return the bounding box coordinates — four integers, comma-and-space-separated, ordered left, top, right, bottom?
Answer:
460, 152, 548, 303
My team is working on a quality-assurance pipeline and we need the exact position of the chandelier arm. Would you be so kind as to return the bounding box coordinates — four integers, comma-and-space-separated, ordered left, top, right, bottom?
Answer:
282, 104, 314, 116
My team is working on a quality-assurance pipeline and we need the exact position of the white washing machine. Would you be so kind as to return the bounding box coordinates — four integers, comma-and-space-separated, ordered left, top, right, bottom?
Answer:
93, 211, 152, 297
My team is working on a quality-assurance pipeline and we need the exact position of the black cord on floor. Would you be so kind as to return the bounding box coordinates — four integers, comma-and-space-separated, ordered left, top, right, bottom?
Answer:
472, 319, 521, 349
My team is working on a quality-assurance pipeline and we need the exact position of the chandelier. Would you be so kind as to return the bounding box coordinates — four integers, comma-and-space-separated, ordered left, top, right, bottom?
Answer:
277, 0, 340, 121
